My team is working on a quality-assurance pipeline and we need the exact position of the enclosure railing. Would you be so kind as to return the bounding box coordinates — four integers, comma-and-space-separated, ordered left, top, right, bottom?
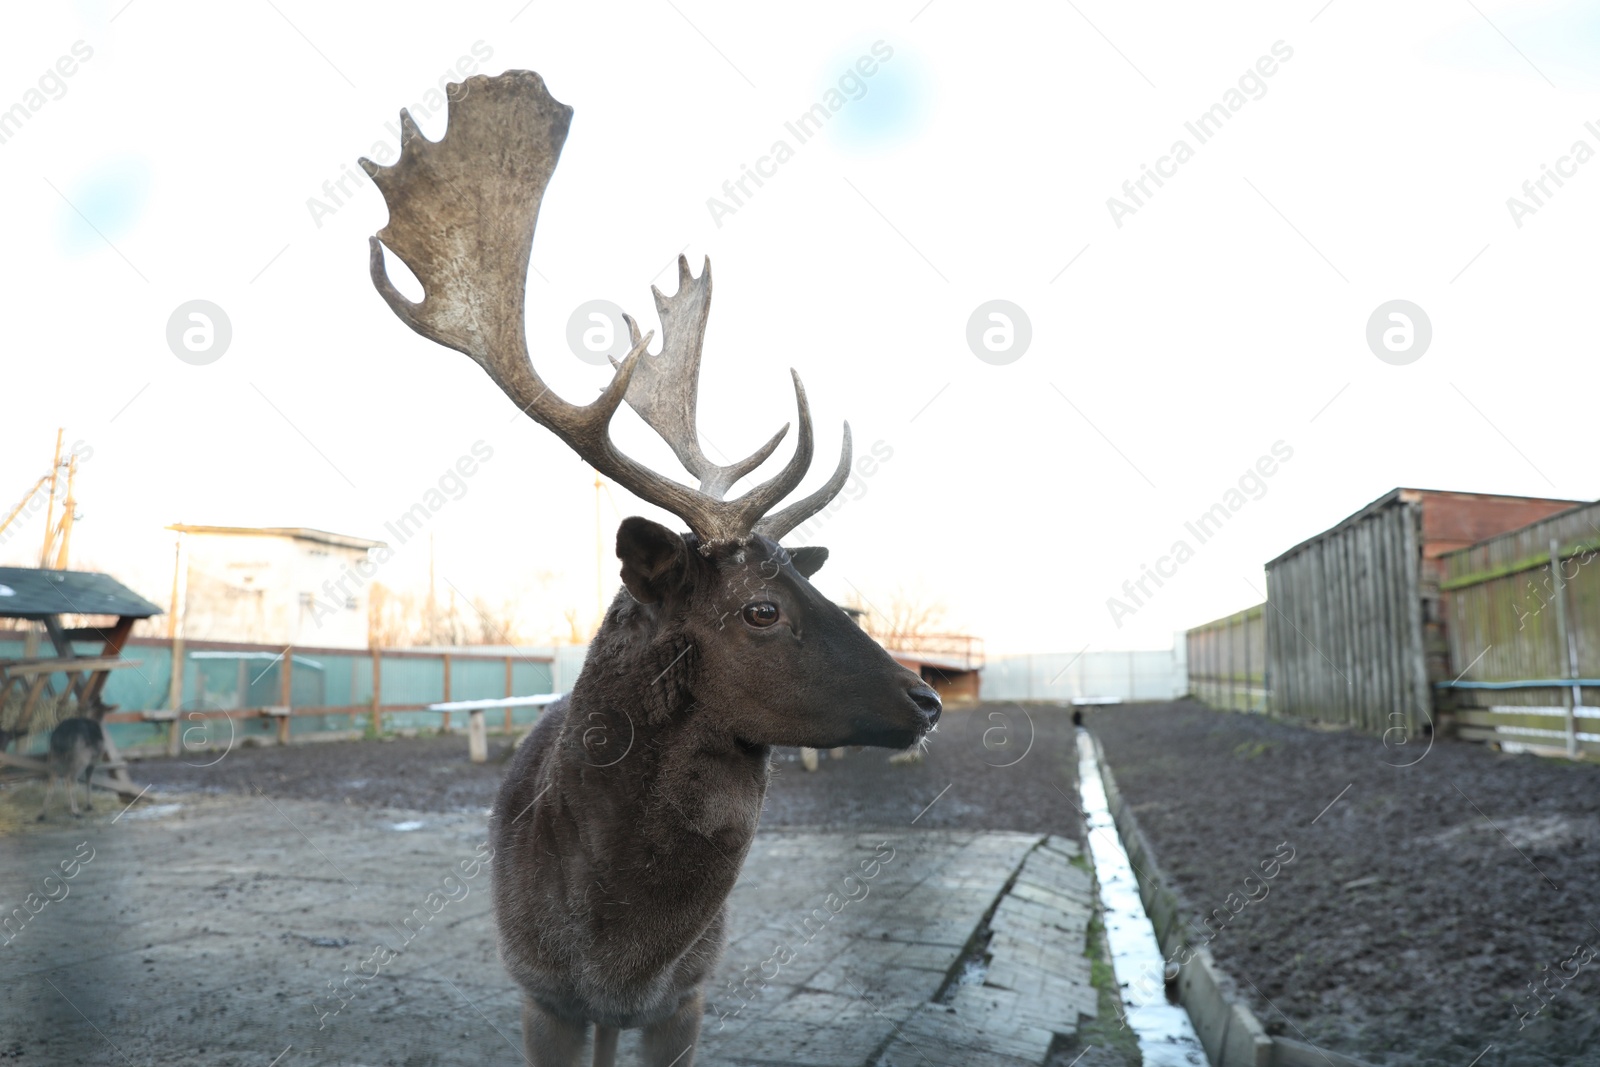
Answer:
0, 634, 556, 756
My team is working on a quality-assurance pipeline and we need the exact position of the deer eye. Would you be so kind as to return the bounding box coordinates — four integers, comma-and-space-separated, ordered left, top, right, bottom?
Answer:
741, 602, 780, 628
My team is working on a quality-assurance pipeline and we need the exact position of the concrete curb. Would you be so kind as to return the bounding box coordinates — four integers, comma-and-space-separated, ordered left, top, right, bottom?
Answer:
1088, 732, 1377, 1067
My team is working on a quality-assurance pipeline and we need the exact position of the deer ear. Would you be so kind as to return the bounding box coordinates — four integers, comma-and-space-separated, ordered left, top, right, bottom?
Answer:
788, 546, 828, 578
617, 517, 688, 604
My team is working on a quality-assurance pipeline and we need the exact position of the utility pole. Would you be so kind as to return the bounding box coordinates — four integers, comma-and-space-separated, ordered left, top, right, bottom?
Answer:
167, 535, 186, 741
595, 470, 604, 630
49, 452, 78, 570
168, 536, 183, 638
427, 533, 438, 645
39, 428, 62, 567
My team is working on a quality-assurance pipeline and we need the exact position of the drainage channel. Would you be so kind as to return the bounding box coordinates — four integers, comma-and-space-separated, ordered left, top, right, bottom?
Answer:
1075, 729, 1206, 1066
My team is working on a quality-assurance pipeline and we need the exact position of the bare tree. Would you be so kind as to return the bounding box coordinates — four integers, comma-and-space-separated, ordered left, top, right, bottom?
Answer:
560, 606, 588, 645
367, 582, 412, 648
370, 581, 537, 648
468, 595, 523, 645
855, 584, 950, 647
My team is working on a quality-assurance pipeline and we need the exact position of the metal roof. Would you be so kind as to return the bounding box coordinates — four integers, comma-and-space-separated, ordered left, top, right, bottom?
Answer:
0, 568, 163, 620
167, 525, 388, 551
892, 652, 980, 674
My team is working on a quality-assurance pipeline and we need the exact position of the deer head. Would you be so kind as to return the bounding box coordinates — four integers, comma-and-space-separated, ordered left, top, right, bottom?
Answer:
361, 70, 940, 751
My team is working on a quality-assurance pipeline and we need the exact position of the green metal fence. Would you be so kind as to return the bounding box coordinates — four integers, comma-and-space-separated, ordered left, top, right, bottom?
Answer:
3, 635, 556, 755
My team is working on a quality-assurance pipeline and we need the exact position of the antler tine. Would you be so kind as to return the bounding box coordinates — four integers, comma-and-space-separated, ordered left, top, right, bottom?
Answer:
753, 422, 853, 541
713, 370, 823, 534
617, 310, 786, 498
616, 256, 790, 498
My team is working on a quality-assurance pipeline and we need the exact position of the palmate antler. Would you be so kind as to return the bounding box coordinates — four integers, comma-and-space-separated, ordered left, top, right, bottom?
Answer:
360, 70, 849, 546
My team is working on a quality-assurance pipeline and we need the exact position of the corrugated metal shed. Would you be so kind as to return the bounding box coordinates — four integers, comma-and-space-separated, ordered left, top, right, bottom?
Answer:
1262, 488, 1579, 737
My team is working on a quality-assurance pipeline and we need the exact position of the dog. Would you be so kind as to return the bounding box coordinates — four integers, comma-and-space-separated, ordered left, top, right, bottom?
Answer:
37, 717, 106, 820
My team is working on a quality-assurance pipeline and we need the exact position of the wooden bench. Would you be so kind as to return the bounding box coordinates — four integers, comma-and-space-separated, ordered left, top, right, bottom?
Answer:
261, 705, 293, 745
423, 694, 564, 762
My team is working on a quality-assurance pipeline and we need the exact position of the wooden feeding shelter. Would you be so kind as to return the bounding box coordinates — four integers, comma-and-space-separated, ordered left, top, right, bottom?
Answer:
1260, 488, 1580, 738
0, 567, 162, 795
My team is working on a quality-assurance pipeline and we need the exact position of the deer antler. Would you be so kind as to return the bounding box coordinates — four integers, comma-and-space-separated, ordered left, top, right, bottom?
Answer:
618, 257, 787, 499
362, 70, 851, 546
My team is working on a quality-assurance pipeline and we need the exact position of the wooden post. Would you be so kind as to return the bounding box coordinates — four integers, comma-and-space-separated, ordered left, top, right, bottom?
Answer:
165, 636, 184, 758
167, 534, 184, 755
442, 653, 452, 734
278, 648, 293, 745
1550, 538, 1580, 759
468, 708, 487, 763
82, 616, 134, 710
505, 655, 514, 735
371, 648, 382, 735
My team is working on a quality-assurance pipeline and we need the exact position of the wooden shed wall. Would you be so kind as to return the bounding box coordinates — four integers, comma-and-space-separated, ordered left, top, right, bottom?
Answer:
1264, 498, 1431, 737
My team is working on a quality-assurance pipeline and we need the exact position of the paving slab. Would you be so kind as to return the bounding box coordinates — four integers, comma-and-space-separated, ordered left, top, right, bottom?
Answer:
1, 793, 1095, 1066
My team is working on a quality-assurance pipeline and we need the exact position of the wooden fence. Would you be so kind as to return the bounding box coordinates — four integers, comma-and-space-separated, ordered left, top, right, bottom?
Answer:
1186, 604, 1267, 712
1440, 502, 1600, 756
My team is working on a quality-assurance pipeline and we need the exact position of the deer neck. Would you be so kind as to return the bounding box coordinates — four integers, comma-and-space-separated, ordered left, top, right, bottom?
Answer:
563, 605, 771, 856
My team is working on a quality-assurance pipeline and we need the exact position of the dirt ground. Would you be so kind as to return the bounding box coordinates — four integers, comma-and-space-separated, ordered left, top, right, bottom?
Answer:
1090, 699, 1600, 1067
131, 703, 1089, 842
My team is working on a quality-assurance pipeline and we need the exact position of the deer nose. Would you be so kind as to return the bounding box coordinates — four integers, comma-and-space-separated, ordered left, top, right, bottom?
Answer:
909, 685, 942, 726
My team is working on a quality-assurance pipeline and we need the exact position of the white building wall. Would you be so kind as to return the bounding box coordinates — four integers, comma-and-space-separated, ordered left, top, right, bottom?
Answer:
980, 646, 1187, 703
181, 533, 373, 648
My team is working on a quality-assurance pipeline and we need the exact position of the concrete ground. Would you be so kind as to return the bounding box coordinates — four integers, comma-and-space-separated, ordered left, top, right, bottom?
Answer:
1, 789, 1095, 1067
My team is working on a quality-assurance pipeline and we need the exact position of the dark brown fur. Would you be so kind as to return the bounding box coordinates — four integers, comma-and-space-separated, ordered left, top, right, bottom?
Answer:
490, 525, 939, 1064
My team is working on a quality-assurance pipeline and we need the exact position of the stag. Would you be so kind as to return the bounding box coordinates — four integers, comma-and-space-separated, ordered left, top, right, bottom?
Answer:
361, 70, 941, 1067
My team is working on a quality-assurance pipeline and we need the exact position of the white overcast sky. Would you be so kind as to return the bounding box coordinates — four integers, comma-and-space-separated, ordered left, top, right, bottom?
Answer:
2, 0, 1596, 654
